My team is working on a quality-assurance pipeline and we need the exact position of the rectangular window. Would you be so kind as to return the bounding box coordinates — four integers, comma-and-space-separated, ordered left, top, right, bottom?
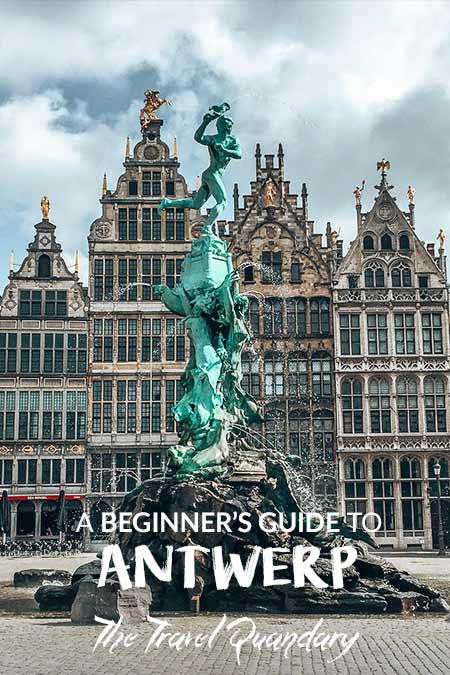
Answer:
142, 318, 161, 362
93, 319, 113, 362
17, 459, 37, 485
118, 259, 137, 301
291, 262, 301, 283
66, 458, 85, 484
66, 391, 86, 440
42, 458, 61, 485
422, 313, 443, 354
118, 207, 137, 241
20, 334, 41, 373
128, 181, 138, 196
42, 391, 63, 440
142, 171, 161, 197
261, 251, 282, 283
18, 391, 39, 440
91, 453, 112, 493
0, 391, 16, 441
44, 291, 67, 316
19, 290, 43, 317
92, 380, 112, 433
142, 258, 161, 300
340, 314, 361, 355
0, 333, 17, 373
116, 380, 137, 433
0, 459, 12, 484
141, 452, 162, 481
43, 334, 64, 373
395, 314, 415, 355
94, 258, 114, 301
116, 452, 137, 492
142, 208, 161, 241
117, 319, 137, 362
165, 258, 182, 288
141, 379, 161, 433
67, 333, 87, 373
166, 379, 183, 432
367, 314, 388, 355
166, 319, 185, 361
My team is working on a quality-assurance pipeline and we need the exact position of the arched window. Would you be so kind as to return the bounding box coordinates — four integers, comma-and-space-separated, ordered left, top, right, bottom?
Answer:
266, 408, 286, 450
344, 458, 367, 524
424, 377, 447, 432
37, 254, 51, 278
369, 378, 391, 433
287, 352, 308, 399
428, 457, 450, 498
315, 476, 337, 510
16, 500, 36, 537
341, 378, 363, 433
286, 298, 307, 337
241, 351, 261, 397
311, 352, 332, 397
313, 410, 334, 462
263, 298, 284, 335
391, 263, 412, 288
264, 351, 284, 397
310, 298, 330, 336
397, 377, 419, 433
41, 501, 58, 537
381, 233, 393, 250
372, 458, 395, 534
247, 298, 260, 336
288, 409, 310, 460
261, 250, 282, 283
363, 235, 375, 250
401, 457, 423, 535
364, 266, 385, 288
399, 233, 410, 250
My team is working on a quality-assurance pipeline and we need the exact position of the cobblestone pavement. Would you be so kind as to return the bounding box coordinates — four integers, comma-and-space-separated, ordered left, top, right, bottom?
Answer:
1, 614, 450, 675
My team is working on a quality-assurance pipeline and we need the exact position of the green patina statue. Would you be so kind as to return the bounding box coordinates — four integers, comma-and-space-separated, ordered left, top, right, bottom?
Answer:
155, 104, 261, 473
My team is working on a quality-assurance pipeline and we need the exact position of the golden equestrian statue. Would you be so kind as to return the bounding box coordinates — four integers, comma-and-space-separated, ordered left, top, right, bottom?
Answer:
377, 158, 391, 173
437, 228, 446, 249
263, 179, 276, 207
353, 179, 365, 205
140, 90, 172, 132
41, 195, 50, 220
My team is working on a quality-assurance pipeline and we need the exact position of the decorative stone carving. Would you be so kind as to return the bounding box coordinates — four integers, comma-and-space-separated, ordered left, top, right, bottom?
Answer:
144, 145, 160, 160
66, 445, 85, 455
42, 445, 61, 455
18, 445, 36, 455
0, 446, 12, 455
94, 222, 112, 239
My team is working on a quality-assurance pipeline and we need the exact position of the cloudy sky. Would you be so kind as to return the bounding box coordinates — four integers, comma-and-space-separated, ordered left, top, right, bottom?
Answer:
1, 0, 450, 283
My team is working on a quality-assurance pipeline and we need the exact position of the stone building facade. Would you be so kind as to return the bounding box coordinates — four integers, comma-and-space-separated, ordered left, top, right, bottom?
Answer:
0, 212, 88, 541
86, 118, 200, 539
228, 144, 336, 510
333, 165, 450, 550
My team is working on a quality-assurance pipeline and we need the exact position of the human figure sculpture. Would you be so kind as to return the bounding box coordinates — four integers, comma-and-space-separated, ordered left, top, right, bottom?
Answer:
158, 103, 242, 235
41, 196, 50, 220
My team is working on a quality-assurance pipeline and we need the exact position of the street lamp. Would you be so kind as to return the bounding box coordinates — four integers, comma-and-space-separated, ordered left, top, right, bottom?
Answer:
433, 462, 447, 556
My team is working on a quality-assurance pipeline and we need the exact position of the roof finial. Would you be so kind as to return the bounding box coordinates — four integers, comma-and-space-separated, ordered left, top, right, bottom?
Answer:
102, 173, 107, 197
40, 195, 50, 220
375, 159, 393, 192
407, 185, 415, 205
125, 136, 130, 160
75, 250, 79, 274
353, 179, 365, 205
9, 250, 14, 273
173, 136, 178, 158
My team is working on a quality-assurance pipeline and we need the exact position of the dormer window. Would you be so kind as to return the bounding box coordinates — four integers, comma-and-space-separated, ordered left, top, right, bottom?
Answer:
381, 233, 393, 250
399, 234, 410, 250
37, 254, 51, 278
363, 235, 374, 251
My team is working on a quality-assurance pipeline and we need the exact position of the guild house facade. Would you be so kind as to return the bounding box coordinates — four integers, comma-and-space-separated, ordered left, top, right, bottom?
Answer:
333, 163, 450, 550
0, 205, 88, 541
228, 144, 337, 511
85, 116, 203, 540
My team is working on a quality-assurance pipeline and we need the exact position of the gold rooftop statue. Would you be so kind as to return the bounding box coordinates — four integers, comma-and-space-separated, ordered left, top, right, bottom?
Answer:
139, 89, 172, 132
40, 195, 50, 220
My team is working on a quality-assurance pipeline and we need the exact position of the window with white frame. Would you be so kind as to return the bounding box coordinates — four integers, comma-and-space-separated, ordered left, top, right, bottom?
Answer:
401, 457, 424, 535
422, 313, 443, 354
264, 352, 284, 397
241, 352, 261, 398
339, 314, 361, 355
372, 458, 395, 535
394, 313, 415, 354
92, 380, 112, 433
141, 379, 161, 433
397, 377, 419, 433
142, 318, 161, 362
341, 379, 363, 433
117, 319, 137, 362
287, 352, 308, 399
311, 353, 332, 397
117, 380, 137, 433
66, 391, 86, 440
0, 391, 16, 440
93, 319, 113, 362
424, 377, 447, 432
41, 458, 62, 485
42, 391, 63, 440
263, 298, 284, 336
367, 313, 388, 355
18, 391, 39, 440
344, 458, 367, 525
166, 319, 185, 361
369, 378, 391, 433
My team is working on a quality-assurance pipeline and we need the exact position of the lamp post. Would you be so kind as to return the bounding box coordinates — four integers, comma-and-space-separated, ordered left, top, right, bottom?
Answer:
433, 462, 446, 556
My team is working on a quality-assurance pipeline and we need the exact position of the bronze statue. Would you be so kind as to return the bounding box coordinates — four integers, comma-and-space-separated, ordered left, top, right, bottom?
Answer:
40, 196, 50, 220
353, 179, 365, 205
407, 185, 415, 205
263, 179, 276, 207
140, 90, 172, 131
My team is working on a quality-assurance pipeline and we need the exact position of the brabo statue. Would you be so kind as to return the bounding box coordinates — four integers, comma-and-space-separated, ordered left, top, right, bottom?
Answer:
156, 104, 261, 474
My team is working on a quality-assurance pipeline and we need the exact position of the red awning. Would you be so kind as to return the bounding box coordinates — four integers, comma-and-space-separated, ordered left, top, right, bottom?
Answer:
7, 495, 85, 501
